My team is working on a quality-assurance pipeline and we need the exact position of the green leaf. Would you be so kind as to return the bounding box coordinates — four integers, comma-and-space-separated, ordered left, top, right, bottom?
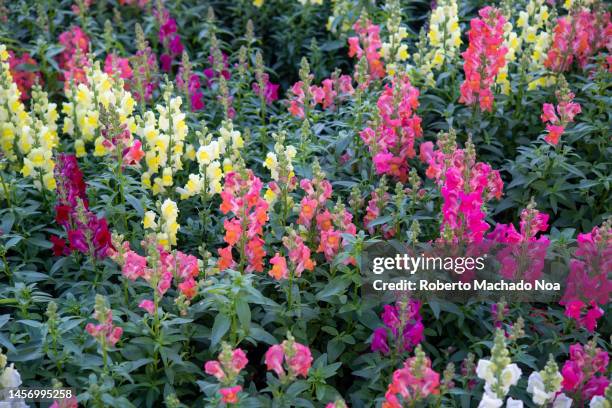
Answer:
210, 313, 230, 347
235, 298, 251, 331
315, 277, 351, 301
125, 194, 144, 216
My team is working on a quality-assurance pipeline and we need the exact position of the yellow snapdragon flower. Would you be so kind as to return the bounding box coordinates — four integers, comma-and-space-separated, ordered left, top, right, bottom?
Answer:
427, 0, 462, 70
177, 121, 243, 200
496, 20, 520, 96
62, 63, 137, 158
516, 0, 555, 90
142, 200, 180, 249
0, 45, 32, 164
264, 138, 296, 182
380, 0, 409, 76
137, 89, 188, 195
143, 210, 158, 229
160, 198, 180, 248
21, 85, 59, 190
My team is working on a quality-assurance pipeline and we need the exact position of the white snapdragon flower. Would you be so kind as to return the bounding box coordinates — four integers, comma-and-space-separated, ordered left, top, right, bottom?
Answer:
588, 396, 608, 408
527, 372, 553, 405
478, 392, 503, 408
477, 359, 495, 383
552, 393, 572, 408
501, 364, 522, 390
0, 364, 21, 388
506, 398, 524, 408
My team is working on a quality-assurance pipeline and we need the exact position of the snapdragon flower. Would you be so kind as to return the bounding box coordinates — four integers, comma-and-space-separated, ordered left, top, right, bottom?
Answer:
218, 167, 268, 273
487, 200, 551, 282
7, 50, 42, 101
51, 154, 113, 259
379, 0, 409, 76
371, 299, 424, 355
561, 341, 609, 402
138, 85, 188, 195
413, 0, 461, 86
0, 44, 33, 164
86, 294, 123, 348
265, 333, 313, 381
420, 130, 503, 244
20, 85, 59, 190
109, 235, 201, 307
476, 329, 522, 407
527, 355, 569, 406
540, 76, 581, 145
57, 26, 90, 86
382, 345, 440, 407
495, 17, 520, 95
348, 19, 385, 80
0, 349, 27, 407
62, 63, 137, 158
545, 8, 611, 72
560, 220, 611, 332
178, 122, 241, 200
459, 6, 508, 112
360, 75, 422, 182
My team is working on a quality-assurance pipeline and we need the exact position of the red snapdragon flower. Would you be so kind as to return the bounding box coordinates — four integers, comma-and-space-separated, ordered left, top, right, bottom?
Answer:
7, 51, 42, 100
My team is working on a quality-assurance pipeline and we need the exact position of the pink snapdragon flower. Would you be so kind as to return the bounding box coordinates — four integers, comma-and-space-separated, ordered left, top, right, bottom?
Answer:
458, 7, 508, 112
383, 346, 440, 407
264, 334, 312, 379
282, 232, 315, 278
218, 170, 269, 273
109, 240, 201, 302
138, 299, 155, 314
540, 84, 581, 146
348, 19, 385, 81
177, 69, 205, 111
288, 74, 354, 118
204, 343, 248, 383
252, 73, 280, 104
219, 386, 241, 404
487, 204, 550, 282
364, 190, 395, 239
560, 222, 611, 332
104, 54, 133, 80
86, 295, 123, 347
57, 26, 90, 86
420, 133, 503, 244
561, 342, 609, 401
297, 171, 356, 263
204, 343, 248, 404
360, 75, 422, 182
545, 10, 612, 72
204, 52, 231, 84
